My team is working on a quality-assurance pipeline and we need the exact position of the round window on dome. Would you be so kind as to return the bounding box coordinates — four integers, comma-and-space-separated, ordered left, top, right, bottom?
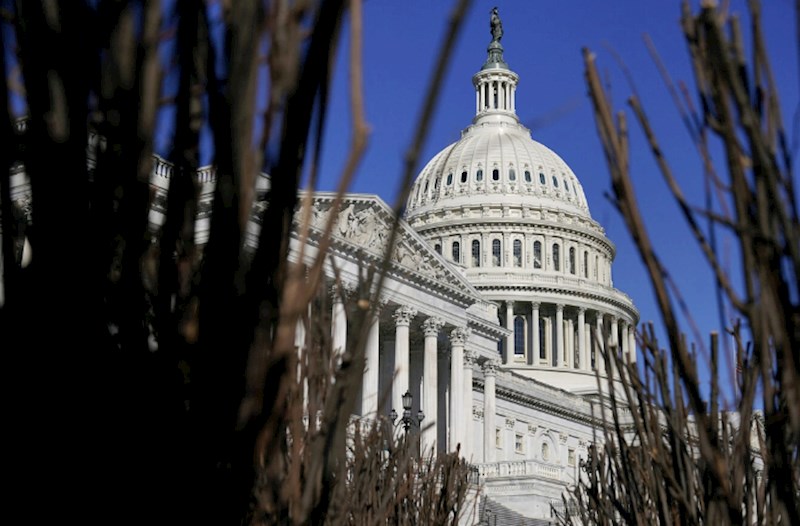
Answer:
552, 176, 559, 188
476, 169, 483, 181
446, 173, 453, 185
524, 170, 532, 182
492, 168, 500, 181
509, 168, 516, 181
461, 170, 468, 183
539, 172, 546, 184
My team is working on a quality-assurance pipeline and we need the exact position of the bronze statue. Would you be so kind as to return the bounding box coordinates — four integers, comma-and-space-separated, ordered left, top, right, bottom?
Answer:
490, 7, 503, 43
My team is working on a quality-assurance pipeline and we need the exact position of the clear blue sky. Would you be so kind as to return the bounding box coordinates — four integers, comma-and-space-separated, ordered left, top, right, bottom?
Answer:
2, 1, 794, 402
315, 0, 797, 398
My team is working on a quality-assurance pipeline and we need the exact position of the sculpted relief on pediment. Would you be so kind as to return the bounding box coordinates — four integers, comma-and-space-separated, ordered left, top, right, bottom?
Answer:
305, 199, 457, 287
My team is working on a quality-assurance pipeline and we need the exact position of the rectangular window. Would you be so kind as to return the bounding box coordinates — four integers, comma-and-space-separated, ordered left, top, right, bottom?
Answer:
496, 428, 503, 449
568, 448, 576, 466
515, 433, 524, 453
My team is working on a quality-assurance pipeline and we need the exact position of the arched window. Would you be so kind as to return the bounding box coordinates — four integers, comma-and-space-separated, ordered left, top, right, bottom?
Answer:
594, 255, 599, 279
509, 168, 516, 181
564, 179, 569, 191
461, 170, 468, 183
553, 243, 560, 271
424, 181, 429, 193
434, 175, 440, 189
541, 441, 550, 461
492, 168, 500, 181
583, 251, 588, 278
446, 173, 453, 185
434, 243, 442, 255
514, 316, 525, 355
524, 170, 532, 182
472, 239, 481, 267
569, 247, 576, 274
552, 176, 559, 188
476, 169, 483, 181
492, 239, 501, 266
513, 239, 522, 267
452, 241, 460, 263
533, 241, 542, 269
539, 172, 546, 184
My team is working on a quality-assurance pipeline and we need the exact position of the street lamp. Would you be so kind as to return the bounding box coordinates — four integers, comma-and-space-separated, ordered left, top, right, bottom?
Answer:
390, 390, 424, 433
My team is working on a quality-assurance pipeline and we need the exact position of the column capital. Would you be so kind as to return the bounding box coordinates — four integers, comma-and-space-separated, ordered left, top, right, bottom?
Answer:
422, 316, 444, 337
577, 306, 586, 315
393, 305, 417, 327
464, 349, 477, 366
450, 327, 471, 346
330, 281, 355, 303
506, 299, 515, 308
556, 303, 564, 313
531, 301, 540, 310
482, 359, 500, 376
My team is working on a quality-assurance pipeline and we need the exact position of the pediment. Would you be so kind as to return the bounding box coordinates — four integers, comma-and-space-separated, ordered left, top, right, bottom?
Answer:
297, 192, 482, 307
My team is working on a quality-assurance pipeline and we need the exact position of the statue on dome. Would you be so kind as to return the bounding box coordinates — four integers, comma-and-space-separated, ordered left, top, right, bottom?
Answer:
490, 7, 503, 43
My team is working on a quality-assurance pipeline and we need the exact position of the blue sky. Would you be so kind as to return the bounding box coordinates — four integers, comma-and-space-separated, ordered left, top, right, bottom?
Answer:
2, 1, 795, 402
315, 0, 797, 400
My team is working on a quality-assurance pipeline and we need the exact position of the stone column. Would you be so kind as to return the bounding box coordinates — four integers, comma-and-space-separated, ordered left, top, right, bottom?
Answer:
556, 304, 564, 367
610, 316, 619, 352
610, 316, 619, 377
361, 309, 380, 416
566, 319, 574, 368
392, 306, 417, 416
462, 350, 476, 461
577, 308, 586, 371
628, 324, 637, 364
483, 359, 499, 463
595, 314, 606, 374
531, 302, 540, 365
449, 327, 469, 454
331, 287, 347, 358
422, 316, 443, 455
504, 300, 514, 364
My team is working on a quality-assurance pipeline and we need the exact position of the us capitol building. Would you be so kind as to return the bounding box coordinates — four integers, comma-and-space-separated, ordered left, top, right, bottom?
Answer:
7, 12, 638, 524
274, 19, 638, 522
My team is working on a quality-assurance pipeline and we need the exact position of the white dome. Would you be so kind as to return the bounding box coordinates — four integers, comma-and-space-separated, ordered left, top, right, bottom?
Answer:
405, 118, 589, 218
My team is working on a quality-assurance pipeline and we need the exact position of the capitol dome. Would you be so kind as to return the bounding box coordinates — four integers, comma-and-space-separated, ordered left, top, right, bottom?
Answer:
404, 30, 637, 393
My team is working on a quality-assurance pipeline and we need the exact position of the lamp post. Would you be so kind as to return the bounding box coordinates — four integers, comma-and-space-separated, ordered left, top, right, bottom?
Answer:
390, 390, 424, 433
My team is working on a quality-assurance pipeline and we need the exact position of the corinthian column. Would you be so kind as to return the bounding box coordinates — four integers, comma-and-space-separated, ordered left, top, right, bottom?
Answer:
421, 316, 444, 455
577, 307, 586, 370
504, 300, 514, 364
331, 286, 347, 358
628, 324, 637, 364
483, 359, 499, 463
392, 306, 417, 417
361, 307, 381, 416
462, 350, 476, 461
595, 314, 606, 374
556, 304, 564, 367
449, 327, 469, 454
531, 302, 540, 365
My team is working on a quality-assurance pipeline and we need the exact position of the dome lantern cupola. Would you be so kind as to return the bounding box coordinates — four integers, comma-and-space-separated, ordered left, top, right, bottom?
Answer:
473, 7, 519, 124
404, 6, 638, 396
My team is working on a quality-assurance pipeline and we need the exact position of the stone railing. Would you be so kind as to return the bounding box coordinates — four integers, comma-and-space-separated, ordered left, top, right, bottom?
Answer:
474, 459, 564, 481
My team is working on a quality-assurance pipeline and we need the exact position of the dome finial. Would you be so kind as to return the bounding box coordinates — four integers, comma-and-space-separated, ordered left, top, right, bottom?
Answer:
484, 7, 507, 69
